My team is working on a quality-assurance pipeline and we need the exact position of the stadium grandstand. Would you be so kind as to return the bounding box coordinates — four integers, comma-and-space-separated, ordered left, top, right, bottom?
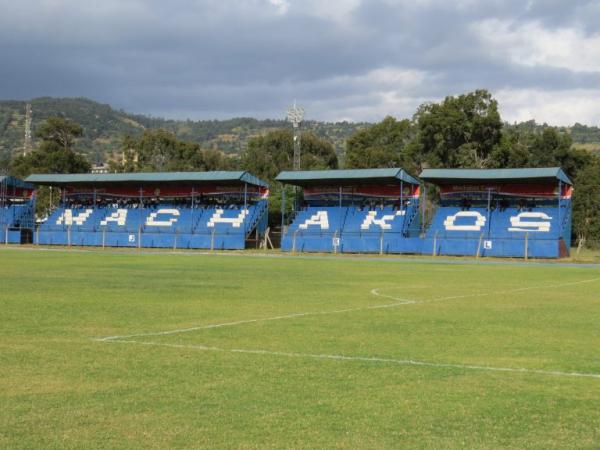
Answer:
25, 171, 268, 249
1, 175, 35, 244
419, 167, 572, 258
276, 168, 422, 253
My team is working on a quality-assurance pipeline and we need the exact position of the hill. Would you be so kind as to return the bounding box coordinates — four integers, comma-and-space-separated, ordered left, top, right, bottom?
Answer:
505, 120, 600, 154
0, 97, 368, 164
2, 97, 600, 166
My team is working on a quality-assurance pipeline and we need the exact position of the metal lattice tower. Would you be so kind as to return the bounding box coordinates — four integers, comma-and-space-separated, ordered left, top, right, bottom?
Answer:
23, 103, 32, 156
286, 101, 304, 171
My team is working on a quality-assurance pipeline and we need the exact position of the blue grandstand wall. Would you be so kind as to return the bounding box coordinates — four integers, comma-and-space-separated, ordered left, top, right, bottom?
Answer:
34, 202, 268, 249
280, 205, 423, 254
26, 171, 269, 250
419, 168, 573, 259
22, 168, 574, 258
277, 167, 573, 259
1, 176, 35, 244
277, 168, 423, 254
421, 208, 569, 258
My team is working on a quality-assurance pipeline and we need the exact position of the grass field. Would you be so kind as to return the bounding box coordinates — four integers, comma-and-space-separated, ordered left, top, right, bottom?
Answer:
1, 247, 600, 448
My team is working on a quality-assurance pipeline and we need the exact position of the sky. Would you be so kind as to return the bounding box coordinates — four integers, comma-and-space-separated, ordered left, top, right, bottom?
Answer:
1, 0, 600, 125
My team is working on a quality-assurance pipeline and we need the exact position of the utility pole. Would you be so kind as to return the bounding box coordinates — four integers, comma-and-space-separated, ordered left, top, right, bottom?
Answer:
23, 103, 32, 156
286, 101, 304, 171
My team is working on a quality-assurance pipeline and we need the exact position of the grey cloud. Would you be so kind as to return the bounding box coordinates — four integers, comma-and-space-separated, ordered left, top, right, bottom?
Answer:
0, 0, 599, 123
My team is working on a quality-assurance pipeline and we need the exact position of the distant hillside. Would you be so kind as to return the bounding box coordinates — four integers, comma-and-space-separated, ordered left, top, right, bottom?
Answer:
505, 120, 600, 154
2, 97, 599, 166
0, 97, 369, 164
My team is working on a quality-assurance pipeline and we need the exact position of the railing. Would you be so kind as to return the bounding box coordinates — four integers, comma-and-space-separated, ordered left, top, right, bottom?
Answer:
402, 203, 420, 237
244, 201, 268, 237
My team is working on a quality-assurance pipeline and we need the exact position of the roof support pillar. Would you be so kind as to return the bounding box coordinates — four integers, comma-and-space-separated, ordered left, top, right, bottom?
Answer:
558, 180, 562, 231
400, 180, 404, 210
281, 186, 286, 230
421, 184, 426, 233
139, 186, 144, 229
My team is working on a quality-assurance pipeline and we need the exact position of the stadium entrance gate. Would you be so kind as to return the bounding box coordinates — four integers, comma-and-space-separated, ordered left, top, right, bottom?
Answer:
276, 168, 423, 254
26, 171, 269, 250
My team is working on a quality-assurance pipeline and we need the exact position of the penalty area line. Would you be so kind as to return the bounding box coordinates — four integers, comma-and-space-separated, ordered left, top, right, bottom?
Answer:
107, 339, 600, 380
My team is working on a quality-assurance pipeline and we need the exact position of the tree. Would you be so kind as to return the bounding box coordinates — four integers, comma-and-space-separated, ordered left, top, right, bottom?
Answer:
0, 154, 10, 174
527, 128, 590, 179
240, 129, 338, 226
112, 130, 236, 173
10, 116, 90, 178
345, 117, 417, 172
487, 127, 533, 168
240, 129, 337, 183
9, 116, 90, 217
413, 89, 503, 168
572, 156, 600, 246
487, 126, 591, 180
35, 116, 83, 150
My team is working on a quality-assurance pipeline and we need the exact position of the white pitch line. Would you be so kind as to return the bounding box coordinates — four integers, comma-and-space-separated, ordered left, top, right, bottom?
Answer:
374, 276, 600, 305
367, 276, 600, 308
369, 288, 416, 304
96, 276, 600, 342
109, 339, 600, 380
96, 300, 414, 342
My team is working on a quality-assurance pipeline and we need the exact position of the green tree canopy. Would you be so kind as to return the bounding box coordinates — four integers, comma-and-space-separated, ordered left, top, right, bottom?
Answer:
35, 116, 83, 150
113, 129, 236, 173
240, 129, 338, 182
413, 89, 503, 168
345, 117, 416, 172
527, 128, 590, 178
10, 116, 90, 178
0, 153, 10, 174
241, 129, 338, 227
572, 156, 600, 245
9, 116, 90, 217
487, 127, 591, 179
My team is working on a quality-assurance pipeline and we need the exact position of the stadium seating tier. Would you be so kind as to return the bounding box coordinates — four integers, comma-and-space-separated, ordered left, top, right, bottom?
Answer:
36, 201, 268, 250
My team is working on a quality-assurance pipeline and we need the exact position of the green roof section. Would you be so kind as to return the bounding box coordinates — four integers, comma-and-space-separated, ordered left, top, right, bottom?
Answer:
419, 167, 572, 185
0, 175, 34, 190
25, 171, 268, 188
275, 168, 420, 186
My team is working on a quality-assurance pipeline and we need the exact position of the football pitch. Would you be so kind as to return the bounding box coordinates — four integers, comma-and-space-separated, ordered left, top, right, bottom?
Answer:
1, 248, 599, 448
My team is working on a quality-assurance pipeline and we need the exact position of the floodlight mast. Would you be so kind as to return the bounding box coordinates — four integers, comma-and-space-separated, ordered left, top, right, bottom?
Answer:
286, 101, 304, 171
23, 103, 32, 156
